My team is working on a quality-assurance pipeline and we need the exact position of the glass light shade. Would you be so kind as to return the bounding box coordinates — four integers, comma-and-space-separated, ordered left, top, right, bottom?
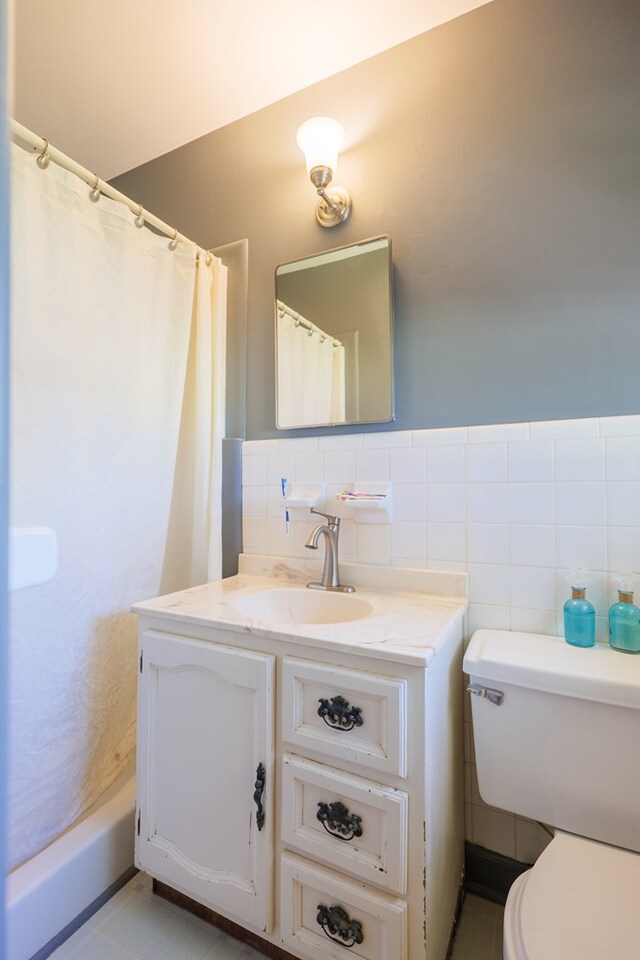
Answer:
296, 117, 344, 176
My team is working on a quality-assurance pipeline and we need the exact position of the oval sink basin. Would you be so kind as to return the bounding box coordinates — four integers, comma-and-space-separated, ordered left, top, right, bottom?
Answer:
232, 588, 374, 625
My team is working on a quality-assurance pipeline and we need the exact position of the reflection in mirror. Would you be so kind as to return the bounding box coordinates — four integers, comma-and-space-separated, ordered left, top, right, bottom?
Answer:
275, 236, 394, 430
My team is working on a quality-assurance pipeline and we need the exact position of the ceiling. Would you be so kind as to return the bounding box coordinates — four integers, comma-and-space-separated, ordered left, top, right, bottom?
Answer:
13, 0, 492, 180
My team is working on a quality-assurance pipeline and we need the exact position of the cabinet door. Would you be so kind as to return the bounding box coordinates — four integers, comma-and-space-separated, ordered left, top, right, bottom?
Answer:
136, 629, 275, 932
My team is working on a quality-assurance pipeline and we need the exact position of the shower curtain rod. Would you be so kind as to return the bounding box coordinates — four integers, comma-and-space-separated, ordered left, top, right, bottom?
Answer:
10, 120, 211, 259
276, 299, 342, 348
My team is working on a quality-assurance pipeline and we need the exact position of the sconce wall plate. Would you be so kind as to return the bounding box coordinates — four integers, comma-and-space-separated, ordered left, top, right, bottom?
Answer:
314, 185, 352, 228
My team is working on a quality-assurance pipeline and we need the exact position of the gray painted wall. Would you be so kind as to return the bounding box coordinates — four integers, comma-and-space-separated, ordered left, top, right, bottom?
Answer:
113, 0, 640, 440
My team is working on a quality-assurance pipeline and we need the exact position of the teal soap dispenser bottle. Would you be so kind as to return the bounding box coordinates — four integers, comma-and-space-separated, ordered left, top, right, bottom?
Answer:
609, 574, 640, 654
563, 571, 596, 648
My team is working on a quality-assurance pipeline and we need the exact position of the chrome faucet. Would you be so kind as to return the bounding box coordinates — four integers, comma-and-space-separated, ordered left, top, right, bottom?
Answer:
304, 508, 354, 593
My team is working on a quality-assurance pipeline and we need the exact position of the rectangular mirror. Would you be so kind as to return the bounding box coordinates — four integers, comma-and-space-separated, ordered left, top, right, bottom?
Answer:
275, 236, 394, 430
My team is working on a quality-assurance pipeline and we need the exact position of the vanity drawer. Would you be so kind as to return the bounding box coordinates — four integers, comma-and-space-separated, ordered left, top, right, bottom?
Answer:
281, 754, 408, 895
281, 852, 407, 960
281, 658, 407, 778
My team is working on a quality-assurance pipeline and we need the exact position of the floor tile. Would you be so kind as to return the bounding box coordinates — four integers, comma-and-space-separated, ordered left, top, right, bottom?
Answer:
62, 932, 138, 960
92, 892, 178, 954
202, 938, 247, 960
48, 925, 99, 960
241, 949, 272, 960
493, 927, 504, 960
451, 894, 504, 960
452, 915, 495, 960
52, 872, 504, 960
461, 892, 504, 922
141, 913, 220, 960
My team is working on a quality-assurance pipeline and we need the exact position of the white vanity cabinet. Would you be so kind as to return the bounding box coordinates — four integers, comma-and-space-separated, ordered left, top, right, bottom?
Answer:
135, 629, 275, 932
133, 565, 466, 960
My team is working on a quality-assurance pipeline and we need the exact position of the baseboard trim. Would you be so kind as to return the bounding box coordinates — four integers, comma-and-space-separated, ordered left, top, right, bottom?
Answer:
464, 842, 530, 904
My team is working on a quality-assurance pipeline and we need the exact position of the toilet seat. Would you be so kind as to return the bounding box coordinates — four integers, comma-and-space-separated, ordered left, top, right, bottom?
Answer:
503, 832, 640, 959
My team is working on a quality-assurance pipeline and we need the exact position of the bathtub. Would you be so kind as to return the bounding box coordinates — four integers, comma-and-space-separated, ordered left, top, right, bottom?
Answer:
6, 761, 136, 960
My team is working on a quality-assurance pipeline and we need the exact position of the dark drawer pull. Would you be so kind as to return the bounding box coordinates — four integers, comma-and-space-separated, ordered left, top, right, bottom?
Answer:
317, 695, 363, 731
317, 801, 363, 842
316, 904, 364, 948
253, 763, 265, 831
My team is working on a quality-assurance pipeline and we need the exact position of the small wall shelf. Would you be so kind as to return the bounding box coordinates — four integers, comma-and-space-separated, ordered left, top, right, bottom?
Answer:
336, 483, 393, 522
281, 484, 325, 509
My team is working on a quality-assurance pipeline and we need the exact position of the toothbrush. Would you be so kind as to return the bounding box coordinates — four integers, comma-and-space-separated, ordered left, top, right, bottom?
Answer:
281, 478, 290, 533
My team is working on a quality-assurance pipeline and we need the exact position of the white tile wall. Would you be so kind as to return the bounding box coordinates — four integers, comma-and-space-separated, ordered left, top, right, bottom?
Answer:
242, 415, 640, 862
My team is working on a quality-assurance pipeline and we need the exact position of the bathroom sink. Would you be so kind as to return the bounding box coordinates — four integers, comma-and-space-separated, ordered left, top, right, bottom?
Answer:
232, 587, 374, 625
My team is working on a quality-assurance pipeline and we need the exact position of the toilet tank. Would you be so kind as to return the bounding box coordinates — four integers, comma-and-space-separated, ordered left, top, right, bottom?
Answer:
463, 630, 640, 854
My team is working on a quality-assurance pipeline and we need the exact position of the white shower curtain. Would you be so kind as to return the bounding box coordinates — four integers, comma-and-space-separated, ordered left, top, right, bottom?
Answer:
160, 253, 227, 592
8, 144, 226, 869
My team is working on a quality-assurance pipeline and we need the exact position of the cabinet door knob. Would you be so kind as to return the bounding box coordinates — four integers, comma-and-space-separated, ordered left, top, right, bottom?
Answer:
317, 695, 363, 731
316, 904, 364, 948
253, 763, 265, 831
317, 801, 363, 841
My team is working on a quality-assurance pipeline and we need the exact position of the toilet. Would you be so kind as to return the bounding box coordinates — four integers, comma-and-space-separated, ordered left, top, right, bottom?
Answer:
463, 629, 640, 959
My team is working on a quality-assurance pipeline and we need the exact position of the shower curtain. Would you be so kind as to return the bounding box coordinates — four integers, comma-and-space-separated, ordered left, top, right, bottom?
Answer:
8, 144, 226, 869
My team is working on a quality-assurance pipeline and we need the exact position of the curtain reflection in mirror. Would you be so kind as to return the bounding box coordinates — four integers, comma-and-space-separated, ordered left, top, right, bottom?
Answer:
276, 301, 345, 428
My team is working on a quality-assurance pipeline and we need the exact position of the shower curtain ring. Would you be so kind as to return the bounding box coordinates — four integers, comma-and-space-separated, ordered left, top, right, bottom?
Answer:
134, 206, 145, 228
204, 251, 213, 266
168, 230, 178, 251
89, 176, 101, 203
36, 140, 50, 169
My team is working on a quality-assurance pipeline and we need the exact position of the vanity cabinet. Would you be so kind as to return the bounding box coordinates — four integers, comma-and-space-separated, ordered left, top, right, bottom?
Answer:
134, 568, 465, 960
136, 629, 275, 931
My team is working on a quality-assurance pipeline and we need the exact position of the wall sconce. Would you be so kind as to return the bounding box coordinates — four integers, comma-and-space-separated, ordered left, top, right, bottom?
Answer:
296, 117, 352, 228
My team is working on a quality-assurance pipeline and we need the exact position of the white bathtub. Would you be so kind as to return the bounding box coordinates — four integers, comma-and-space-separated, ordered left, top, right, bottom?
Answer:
6, 761, 136, 960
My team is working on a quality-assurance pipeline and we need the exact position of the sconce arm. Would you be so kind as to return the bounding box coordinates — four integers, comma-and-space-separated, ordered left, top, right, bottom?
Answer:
316, 186, 342, 213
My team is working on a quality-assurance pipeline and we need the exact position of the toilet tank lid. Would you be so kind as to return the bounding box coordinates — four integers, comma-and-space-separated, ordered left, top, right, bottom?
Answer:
464, 630, 640, 710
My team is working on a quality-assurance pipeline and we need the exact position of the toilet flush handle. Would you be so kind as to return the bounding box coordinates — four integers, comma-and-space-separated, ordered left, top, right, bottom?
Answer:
467, 683, 504, 706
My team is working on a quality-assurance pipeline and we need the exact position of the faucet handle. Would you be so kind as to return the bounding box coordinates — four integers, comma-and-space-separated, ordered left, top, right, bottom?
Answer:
310, 507, 340, 526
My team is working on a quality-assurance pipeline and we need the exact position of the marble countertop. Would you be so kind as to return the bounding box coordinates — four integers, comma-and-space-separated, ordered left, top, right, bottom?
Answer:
132, 555, 468, 667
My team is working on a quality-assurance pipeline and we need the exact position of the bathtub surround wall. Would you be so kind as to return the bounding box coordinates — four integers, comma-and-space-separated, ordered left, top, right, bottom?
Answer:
242, 413, 640, 861
113, 0, 640, 440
